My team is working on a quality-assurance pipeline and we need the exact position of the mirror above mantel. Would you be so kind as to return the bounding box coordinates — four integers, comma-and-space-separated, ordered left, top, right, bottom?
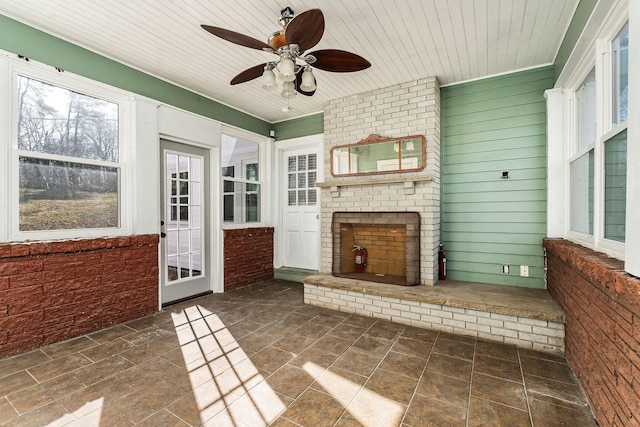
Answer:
330, 134, 426, 177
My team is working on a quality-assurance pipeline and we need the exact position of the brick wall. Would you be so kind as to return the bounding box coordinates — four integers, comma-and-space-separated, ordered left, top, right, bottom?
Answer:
321, 77, 441, 284
342, 224, 406, 276
304, 281, 564, 353
0, 235, 159, 358
544, 239, 640, 427
223, 227, 274, 291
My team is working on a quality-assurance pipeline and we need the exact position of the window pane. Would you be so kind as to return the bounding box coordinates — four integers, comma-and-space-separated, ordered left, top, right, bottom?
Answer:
191, 182, 201, 205
288, 191, 296, 206
19, 157, 119, 230
604, 130, 627, 242
612, 22, 629, 125
17, 76, 119, 161
288, 173, 296, 189
246, 190, 260, 222
223, 179, 234, 193
222, 166, 235, 178
308, 154, 317, 170
223, 194, 234, 222
190, 158, 201, 182
569, 150, 594, 235
308, 189, 317, 205
246, 163, 258, 181
308, 171, 317, 188
575, 69, 596, 153
288, 156, 296, 172
298, 155, 307, 171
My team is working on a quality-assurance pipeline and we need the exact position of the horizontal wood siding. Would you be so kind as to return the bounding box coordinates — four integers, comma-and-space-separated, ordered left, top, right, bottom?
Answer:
441, 67, 554, 288
272, 113, 324, 141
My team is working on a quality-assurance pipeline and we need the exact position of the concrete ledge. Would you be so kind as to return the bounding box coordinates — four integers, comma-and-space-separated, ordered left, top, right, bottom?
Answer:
303, 273, 565, 353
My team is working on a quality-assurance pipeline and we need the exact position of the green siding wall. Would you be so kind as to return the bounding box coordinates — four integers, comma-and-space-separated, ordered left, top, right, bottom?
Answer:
0, 14, 270, 136
441, 66, 554, 288
272, 113, 324, 141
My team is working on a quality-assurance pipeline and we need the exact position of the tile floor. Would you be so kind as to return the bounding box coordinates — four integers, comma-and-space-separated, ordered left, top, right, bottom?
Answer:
0, 279, 596, 426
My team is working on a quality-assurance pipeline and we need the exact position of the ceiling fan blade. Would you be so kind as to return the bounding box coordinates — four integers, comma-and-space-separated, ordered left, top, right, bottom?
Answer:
201, 25, 272, 51
309, 49, 371, 72
295, 71, 316, 96
285, 9, 324, 52
230, 63, 267, 85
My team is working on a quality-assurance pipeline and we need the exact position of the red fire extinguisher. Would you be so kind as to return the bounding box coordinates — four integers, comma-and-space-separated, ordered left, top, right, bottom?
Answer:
353, 245, 367, 273
438, 244, 447, 280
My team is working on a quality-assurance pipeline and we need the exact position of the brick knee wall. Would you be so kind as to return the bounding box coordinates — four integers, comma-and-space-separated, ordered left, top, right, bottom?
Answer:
544, 238, 640, 427
0, 235, 159, 358
223, 227, 274, 291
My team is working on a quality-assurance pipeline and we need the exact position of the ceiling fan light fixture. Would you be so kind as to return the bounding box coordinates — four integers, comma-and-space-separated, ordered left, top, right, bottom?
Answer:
278, 56, 296, 82
300, 66, 316, 91
261, 64, 276, 90
281, 81, 297, 99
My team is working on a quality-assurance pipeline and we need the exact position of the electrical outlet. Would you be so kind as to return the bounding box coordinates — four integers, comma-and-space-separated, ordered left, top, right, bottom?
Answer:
520, 265, 529, 277
502, 264, 510, 274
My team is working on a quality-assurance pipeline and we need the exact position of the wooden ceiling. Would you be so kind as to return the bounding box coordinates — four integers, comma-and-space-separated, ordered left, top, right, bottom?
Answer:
0, 0, 579, 122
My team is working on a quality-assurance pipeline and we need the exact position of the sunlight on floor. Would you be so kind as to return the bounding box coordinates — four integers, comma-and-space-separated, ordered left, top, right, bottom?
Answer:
53, 399, 104, 426
172, 305, 286, 426
303, 362, 405, 426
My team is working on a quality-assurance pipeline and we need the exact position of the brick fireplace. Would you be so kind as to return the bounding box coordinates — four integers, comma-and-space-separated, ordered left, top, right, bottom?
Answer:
332, 212, 420, 285
319, 77, 441, 285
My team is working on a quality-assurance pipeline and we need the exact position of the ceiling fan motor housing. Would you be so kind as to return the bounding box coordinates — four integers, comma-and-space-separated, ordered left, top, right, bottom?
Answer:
271, 7, 295, 50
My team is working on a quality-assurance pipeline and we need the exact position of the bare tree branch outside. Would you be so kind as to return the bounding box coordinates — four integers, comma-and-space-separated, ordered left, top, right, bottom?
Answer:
17, 76, 120, 231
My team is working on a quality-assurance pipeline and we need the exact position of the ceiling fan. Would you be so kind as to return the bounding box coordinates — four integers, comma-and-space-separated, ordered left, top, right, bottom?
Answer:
201, 7, 371, 98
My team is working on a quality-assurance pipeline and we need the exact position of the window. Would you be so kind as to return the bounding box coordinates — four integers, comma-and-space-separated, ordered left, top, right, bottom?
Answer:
604, 22, 628, 243
221, 134, 261, 224
565, 19, 628, 253
15, 75, 122, 233
287, 153, 317, 206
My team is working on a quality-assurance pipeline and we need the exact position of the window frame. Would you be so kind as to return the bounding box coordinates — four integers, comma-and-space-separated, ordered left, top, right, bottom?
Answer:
563, 8, 629, 260
6, 58, 132, 241
220, 128, 267, 229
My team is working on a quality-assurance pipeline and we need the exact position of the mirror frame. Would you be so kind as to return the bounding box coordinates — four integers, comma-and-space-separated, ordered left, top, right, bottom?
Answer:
330, 134, 427, 177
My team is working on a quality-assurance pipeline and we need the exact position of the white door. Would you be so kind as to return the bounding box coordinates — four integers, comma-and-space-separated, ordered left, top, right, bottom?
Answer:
283, 148, 320, 270
160, 139, 211, 305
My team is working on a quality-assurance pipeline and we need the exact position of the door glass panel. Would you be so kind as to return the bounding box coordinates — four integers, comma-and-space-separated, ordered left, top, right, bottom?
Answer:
165, 152, 204, 282
286, 154, 318, 206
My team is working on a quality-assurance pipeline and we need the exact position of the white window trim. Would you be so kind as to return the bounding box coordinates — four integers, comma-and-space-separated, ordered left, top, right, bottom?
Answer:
548, 0, 638, 275
1, 52, 133, 242
626, 0, 640, 276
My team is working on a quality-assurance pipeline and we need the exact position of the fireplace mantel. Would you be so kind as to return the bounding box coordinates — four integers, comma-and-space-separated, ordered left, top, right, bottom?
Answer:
316, 175, 433, 188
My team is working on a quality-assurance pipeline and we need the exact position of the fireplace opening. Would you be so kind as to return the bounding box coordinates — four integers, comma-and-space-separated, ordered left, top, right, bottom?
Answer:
332, 212, 420, 286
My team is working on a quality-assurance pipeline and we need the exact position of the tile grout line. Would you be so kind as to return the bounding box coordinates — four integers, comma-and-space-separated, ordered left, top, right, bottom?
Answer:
330, 318, 407, 427
465, 338, 477, 427
518, 348, 536, 427
397, 330, 440, 427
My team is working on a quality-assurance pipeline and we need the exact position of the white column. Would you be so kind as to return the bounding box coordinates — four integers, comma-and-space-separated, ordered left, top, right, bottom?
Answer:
131, 97, 160, 235
544, 88, 566, 238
